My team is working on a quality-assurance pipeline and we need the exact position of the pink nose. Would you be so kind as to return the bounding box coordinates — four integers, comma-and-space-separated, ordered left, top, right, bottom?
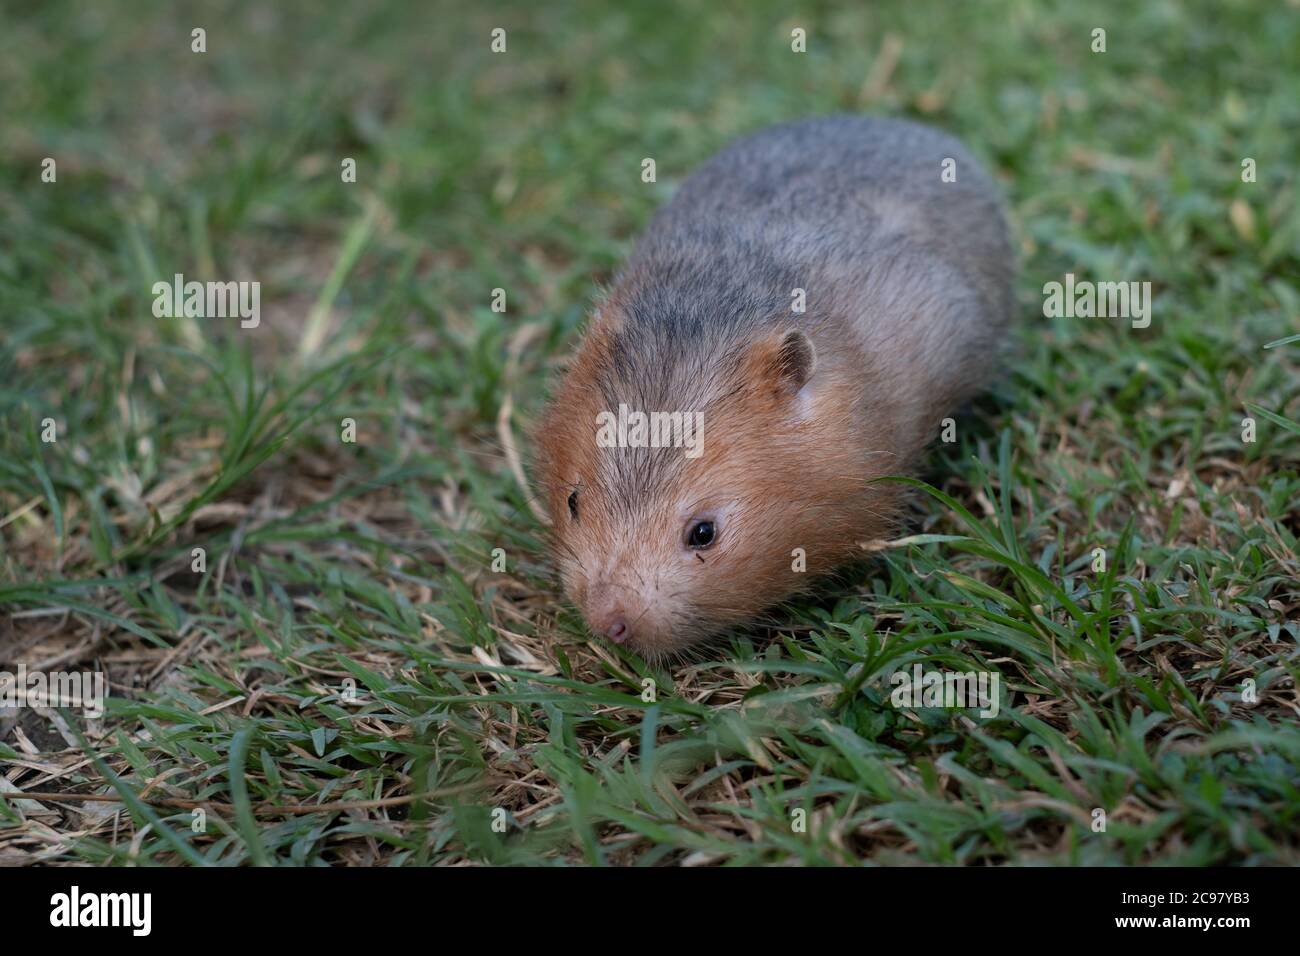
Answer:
605, 617, 629, 643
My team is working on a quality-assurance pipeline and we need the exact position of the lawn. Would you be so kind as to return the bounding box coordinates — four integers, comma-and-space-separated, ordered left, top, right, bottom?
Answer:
1, 0, 1298, 866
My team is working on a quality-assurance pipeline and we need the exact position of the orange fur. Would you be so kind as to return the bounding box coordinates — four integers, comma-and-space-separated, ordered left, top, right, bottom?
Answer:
533, 308, 904, 659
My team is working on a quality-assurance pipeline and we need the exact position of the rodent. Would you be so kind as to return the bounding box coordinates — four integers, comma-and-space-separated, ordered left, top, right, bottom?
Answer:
533, 115, 1014, 659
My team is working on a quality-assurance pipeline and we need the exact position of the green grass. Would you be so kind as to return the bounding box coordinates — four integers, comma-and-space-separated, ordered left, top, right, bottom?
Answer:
1, 0, 1298, 866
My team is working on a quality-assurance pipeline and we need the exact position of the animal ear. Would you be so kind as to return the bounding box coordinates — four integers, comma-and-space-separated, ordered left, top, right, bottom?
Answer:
739, 328, 817, 403
773, 328, 816, 393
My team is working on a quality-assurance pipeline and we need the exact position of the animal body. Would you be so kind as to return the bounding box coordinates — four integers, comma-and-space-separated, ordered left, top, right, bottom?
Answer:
533, 115, 1014, 658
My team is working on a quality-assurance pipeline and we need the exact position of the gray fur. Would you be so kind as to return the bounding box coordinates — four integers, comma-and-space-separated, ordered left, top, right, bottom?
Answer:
599, 114, 1014, 468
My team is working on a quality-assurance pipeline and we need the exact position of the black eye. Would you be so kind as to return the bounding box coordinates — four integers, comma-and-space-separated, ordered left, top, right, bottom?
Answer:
567, 489, 579, 520
687, 520, 715, 549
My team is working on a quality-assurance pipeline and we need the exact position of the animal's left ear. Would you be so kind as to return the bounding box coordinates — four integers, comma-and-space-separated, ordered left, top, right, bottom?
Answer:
741, 328, 817, 403
774, 328, 816, 393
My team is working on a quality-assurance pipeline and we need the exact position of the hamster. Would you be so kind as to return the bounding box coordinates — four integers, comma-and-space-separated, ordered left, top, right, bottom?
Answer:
533, 115, 1014, 658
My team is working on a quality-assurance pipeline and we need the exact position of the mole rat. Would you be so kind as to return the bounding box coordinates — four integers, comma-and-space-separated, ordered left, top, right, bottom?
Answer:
533, 115, 1014, 659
